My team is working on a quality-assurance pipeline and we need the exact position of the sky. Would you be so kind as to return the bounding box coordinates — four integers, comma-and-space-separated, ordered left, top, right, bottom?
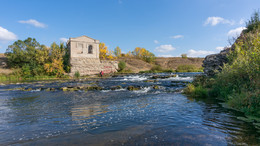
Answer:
0, 0, 259, 57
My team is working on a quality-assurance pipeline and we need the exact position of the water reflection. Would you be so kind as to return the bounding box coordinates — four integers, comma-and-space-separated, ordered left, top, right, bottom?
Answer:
71, 103, 109, 121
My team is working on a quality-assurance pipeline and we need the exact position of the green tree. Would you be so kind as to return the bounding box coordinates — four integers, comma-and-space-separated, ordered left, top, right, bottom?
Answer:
181, 54, 188, 59
245, 10, 260, 33
5, 37, 49, 77
114, 46, 122, 57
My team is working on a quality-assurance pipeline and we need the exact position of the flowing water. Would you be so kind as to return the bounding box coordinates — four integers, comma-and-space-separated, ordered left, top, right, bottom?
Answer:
0, 73, 259, 145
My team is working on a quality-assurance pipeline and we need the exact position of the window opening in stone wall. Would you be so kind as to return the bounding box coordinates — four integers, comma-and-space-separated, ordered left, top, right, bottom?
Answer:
88, 45, 93, 54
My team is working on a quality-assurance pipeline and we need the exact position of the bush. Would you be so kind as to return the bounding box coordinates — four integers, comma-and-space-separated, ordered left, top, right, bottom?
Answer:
151, 65, 163, 72
118, 61, 126, 71
176, 64, 199, 72
181, 54, 188, 59
74, 71, 80, 78
184, 84, 208, 98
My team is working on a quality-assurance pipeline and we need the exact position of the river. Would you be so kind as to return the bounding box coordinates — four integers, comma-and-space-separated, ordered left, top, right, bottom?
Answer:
0, 73, 259, 145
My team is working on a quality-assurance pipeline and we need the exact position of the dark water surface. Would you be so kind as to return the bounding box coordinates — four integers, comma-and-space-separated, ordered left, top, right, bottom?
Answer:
0, 73, 259, 145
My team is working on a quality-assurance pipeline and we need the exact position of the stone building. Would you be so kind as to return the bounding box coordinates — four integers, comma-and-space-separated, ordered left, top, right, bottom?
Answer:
67, 35, 118, 76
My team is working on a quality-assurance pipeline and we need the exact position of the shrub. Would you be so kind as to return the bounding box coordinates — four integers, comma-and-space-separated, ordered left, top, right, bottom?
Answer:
184, 84, 208, 98
118, 61, 126, 71
151, 65, 163, 72
176, 64, 197, 72
74, 71, 80, 78
181, 54, 188, 59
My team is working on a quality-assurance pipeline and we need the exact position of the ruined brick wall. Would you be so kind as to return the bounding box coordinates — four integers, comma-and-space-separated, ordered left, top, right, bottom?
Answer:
70, 58, 118, 76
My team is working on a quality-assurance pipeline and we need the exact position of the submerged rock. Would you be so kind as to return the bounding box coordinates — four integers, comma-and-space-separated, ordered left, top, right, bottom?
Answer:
45, 88, 55, 91
24, 88, 32, 91
110, 85, 122, 90
150, 74, 177, 79
144, 80, 155, 83
153, 85, 160, 89
127, 86, 141, 91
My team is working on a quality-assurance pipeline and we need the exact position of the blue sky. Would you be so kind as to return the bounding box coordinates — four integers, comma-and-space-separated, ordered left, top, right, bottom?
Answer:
0, 0, 259, 57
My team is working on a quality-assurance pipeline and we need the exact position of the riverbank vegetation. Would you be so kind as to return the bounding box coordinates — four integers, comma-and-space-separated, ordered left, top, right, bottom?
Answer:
185, 11, 260, 118
5, 38, 70, 79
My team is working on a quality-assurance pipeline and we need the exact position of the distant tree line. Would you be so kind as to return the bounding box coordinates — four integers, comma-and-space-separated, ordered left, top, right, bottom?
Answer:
99, 43, 155, 63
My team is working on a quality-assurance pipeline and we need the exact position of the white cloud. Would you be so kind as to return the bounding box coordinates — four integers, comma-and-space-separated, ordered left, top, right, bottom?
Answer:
157, 54, 174, 57
18, 19, 47, 28
60, 38, 68, 43
227, 27, 246, 37
0, 26, 17, 42
154, 40, 159, 44
204, 17, 235, 26
239, 18, 245, 25
187, 49, 215, 57
170, 35, 184, 39
215, 46, 225, 51
155, 44, 175, 53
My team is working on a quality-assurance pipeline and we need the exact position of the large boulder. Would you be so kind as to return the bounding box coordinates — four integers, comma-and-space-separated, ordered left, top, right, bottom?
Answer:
202, 48, 231, 76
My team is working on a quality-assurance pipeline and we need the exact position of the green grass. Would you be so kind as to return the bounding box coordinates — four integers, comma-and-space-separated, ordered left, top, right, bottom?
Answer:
0, 74, 69, 83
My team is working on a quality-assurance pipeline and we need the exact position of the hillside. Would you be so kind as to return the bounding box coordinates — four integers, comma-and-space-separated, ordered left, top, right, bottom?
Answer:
117, 57, 204, 73
0, 53, 204, 74
155, 57, 204, 70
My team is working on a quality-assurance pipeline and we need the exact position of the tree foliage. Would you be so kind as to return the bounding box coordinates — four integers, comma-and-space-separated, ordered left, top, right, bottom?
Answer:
132, 47, 155, 63
44, 42, 65, 77
181, 54, 188, 59
245, 10, 260, 33
5, 38, 68, 77
99, 42, 116, 60
114, 46, 122, 57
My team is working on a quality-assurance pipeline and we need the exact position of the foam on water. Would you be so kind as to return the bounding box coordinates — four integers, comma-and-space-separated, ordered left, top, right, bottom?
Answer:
133, 87, 151, 94
122, 75, 148, 81
167, 75, 193, 82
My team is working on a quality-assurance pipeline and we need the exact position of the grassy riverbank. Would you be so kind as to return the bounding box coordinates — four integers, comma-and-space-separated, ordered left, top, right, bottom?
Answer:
184, 12, 260, 119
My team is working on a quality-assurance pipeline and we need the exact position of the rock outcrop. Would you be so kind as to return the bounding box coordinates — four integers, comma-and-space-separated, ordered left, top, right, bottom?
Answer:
202, 48, 231, 76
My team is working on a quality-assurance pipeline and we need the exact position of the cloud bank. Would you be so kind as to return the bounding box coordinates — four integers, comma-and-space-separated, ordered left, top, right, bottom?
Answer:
0, 26, 17, 42
155, 44, 175, 53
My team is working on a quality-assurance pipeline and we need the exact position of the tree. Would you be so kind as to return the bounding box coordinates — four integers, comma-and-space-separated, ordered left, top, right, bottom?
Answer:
132, 47, 155, 63
5, 37, 49, 77
99, 42, 116, 60
44, 42, 65, 77
99, 42, 108, 59
181, 54, 188, 59
246, 11, 260, 33
114, 46, 122, 57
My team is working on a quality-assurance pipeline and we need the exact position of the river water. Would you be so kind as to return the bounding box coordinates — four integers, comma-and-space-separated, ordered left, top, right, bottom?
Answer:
0, 73, 259, 145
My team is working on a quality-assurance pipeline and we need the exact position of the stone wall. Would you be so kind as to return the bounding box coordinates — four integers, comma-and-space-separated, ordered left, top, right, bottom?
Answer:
70, 58, 118, 76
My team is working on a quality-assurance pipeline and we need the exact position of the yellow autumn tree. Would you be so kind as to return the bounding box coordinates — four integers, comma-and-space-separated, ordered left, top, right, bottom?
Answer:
132, 47, 155, 63
125, 51, 133, 58
99, 42, 108, 59
44, 42, 65, 77
99, 42, 116, 60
